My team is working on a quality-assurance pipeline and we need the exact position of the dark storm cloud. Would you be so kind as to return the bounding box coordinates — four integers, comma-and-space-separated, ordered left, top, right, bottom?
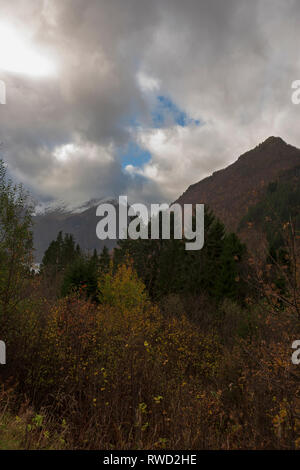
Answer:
0, 0, 299, 205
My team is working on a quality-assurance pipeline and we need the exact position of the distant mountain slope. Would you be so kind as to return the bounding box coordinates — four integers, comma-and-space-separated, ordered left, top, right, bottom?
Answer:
176, 137, 300, 232
238, 165, 300, 255
33, 137, 300, 261
33, 200, 118, 262
240, 165, 300, 228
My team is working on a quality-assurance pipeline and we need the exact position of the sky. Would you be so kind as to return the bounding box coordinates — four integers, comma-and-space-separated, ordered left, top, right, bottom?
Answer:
0, 0, 300, 207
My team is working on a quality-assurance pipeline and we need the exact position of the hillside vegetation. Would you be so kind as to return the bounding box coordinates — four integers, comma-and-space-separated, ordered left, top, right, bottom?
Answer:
0, 159, 299, 450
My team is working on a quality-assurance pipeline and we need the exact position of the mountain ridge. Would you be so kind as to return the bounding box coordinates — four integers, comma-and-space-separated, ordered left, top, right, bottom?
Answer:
33, 136, 300, 261
176, 136, 300, 233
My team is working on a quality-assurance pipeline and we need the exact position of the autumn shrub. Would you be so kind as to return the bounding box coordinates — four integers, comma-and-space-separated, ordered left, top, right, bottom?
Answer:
3, 262, 219, 448
0, 385, 69, 450
1, 261, 299, 450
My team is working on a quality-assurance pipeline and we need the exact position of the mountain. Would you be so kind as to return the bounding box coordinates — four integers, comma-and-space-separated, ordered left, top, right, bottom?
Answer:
33, 199, 118, 262
176, 137, 300, 233
33, 136, 300, 261
238, 164, 300, 255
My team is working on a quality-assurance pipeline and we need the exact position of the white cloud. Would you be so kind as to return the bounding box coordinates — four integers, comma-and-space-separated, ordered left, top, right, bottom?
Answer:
137, 71, 161, 93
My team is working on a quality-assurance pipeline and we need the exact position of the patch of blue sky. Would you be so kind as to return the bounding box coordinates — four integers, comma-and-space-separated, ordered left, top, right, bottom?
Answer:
117, 95, 201, 170
118, 141, 151, 169
152, 95, 201, 128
